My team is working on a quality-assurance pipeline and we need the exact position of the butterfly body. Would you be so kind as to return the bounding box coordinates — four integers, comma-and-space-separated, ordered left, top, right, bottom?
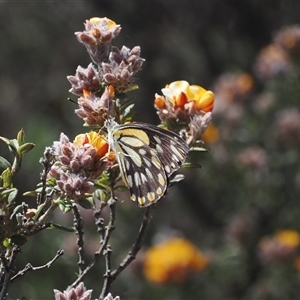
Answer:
105, 119, 189, 207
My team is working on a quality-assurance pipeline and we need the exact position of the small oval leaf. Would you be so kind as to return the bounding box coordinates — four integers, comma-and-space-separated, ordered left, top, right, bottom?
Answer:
17, 129, 26, 145
78, 198, 94, 209
1, 168, 13, 188
18, 143, 35, 155
50, 223, 75, 232
0, 157, 11, 171
7, 188, 18, 205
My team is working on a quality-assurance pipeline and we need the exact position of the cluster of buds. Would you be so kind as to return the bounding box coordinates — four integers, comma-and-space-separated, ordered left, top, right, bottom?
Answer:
54, 282, 120, 300
154, 80, 215, 142
75, 87, 115, 127
48, 132, 108, 202
69, 17, 145, 102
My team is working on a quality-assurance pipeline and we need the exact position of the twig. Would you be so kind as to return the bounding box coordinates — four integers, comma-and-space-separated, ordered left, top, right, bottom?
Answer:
69, 202, 116, 289
22, 222, 52, 237
72, 203, 85, 274
101, 245, 112, 298
10, 249, 64, 283
37, 147, 54, 206
94, 201, 106, 242
0, 245, 21, 300
99, 205, 153, 299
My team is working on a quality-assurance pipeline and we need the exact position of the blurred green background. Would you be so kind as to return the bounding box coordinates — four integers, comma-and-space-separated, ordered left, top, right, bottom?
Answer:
2, 1, 300, 299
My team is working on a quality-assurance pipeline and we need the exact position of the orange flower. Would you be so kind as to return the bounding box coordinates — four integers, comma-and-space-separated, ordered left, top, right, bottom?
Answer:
154, 94, 166, 109
161, 80, 214, 113
143, 238, 209, 284
74, 132, 108, 157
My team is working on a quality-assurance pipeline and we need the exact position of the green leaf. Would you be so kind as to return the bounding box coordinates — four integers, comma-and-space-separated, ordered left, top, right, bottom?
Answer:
78, 198, 94, 209
0, 157, 11, 171
182, 162, 203, 168
50, 223, 75, 232
11, 204, 23, 219
10, 234, 27, 246
33, 203, 46, 220
1, 168, 13, 188
17, 129, 26, 145
16, 213, 23, 225
1, 187, 16, 196
23, 191, 38, 197
0, 136, 11, 146
94, 189, 109, 202
123, 84, 139, 93
7, 188, 18, 205
3, 238, 11, 248
58, 199, 73, 213
121, 103, 135, 123
94, 171, 110, 190
114, 185, 128, 192
18, 143, 35, 155
169, 174, 185, 186
7, 139, 19, 155
189, 146, 208, 152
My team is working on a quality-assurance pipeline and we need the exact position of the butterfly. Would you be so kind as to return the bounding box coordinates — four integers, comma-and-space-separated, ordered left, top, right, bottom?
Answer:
105, 119, 189, 207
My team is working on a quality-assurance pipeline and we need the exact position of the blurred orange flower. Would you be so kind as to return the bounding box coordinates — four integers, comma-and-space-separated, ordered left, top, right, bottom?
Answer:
275, 230, 300, 248
202, 123, 220, 144
143, 238, 209, 284
259, 230, 300, 264
294, 256, 300, 271
254, 45, 293, 79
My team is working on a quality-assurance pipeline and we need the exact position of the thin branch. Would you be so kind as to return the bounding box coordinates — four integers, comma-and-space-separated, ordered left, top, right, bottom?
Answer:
69, 202, 116, 289
101, 245, 112, 298
94, 201, 106, 242
37, 147, 54, 206
22, 222, 52, 237
0, 245, 21, 300
111, 206, 153, 277
99, 205, 153, 299
10, 249, 64, 283
72, 203, 85, 274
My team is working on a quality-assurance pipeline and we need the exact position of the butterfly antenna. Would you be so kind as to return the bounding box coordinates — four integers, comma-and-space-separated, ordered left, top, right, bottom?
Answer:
68, 97, 78, 105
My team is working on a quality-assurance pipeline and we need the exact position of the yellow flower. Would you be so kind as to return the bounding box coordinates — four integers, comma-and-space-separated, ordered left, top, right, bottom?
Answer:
74, 132, 108, 157
143, 238, 209, 284
275, 230, 300, 248
161, 80, 214, 112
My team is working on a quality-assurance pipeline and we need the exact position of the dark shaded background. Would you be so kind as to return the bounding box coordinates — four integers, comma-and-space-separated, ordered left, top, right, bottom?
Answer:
2, 1, 300, 299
